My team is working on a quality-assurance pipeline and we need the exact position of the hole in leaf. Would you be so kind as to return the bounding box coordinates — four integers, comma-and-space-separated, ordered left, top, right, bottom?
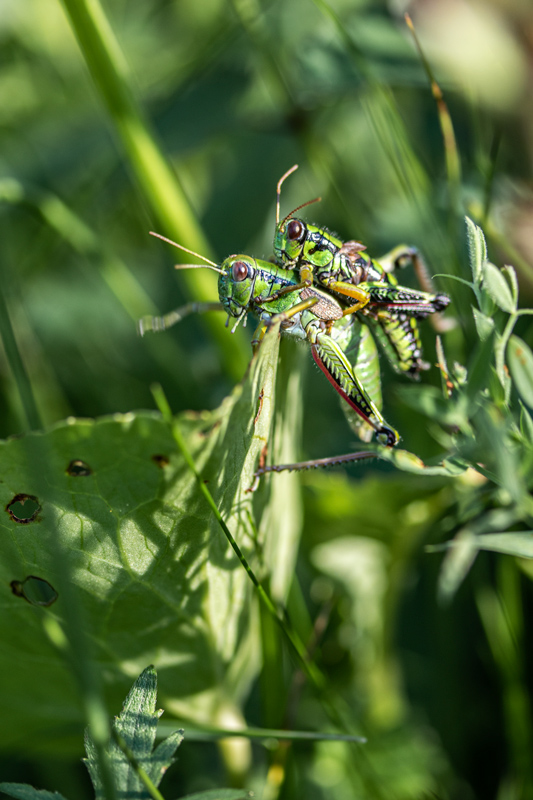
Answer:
151, 454, 169, 468
6, 494, 41, 524
66, 459, 92, 476
10, 576, 58, 606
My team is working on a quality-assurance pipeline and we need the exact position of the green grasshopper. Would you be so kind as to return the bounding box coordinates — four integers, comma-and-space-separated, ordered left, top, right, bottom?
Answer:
273, 165, 450, 363
139, 233, 400, 474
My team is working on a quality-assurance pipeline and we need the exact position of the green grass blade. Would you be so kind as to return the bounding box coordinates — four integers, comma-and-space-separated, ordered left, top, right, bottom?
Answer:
58, 0, 248, 378
0, 281, 41, 431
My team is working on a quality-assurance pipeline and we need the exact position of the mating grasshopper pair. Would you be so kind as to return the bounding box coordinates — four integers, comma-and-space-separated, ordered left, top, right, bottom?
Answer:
139, 167, 450, 474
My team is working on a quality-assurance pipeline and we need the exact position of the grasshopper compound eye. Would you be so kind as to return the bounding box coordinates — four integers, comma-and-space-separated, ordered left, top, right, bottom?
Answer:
232, 260, 250, 282
287, 219, 306, 242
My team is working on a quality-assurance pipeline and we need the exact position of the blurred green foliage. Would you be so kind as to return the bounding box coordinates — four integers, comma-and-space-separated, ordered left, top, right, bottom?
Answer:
1, 0, 533, 798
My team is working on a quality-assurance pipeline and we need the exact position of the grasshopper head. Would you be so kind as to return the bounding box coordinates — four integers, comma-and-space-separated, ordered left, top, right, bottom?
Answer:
218, 255, 258, 317
274, 217, 307, 265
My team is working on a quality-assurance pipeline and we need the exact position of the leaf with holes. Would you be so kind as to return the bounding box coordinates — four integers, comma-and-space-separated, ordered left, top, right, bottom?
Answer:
0, 325, 302, 752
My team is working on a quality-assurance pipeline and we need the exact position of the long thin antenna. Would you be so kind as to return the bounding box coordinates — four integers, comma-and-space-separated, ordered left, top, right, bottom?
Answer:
174, 263, 224, 275
280, 196, 322, 228
149, 231, 221, 270
276, 164, 299, 223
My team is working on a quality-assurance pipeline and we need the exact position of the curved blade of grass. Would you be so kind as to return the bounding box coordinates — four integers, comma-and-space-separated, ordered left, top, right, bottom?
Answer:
58, 0, 248, 378
0, 178, 202, 399
0, 279, 41, 431
405, 13, 461, 213
156, 722, 365, 743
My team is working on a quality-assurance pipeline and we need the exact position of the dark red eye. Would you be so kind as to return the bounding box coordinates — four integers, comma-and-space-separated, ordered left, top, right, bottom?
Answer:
231, 260, 249, 282
287, 219, 305, 241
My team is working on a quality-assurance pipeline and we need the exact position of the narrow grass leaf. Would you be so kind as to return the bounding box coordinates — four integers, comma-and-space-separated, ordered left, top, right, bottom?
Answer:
466, 332, 495, 400
437, 529, 479, 602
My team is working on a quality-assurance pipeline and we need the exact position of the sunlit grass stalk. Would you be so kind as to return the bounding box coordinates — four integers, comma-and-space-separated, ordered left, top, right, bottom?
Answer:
0, 281, 41, 431
59, 0, 248, 379
311, 0, 451, 270
405, 13, 462, 215
482, 130, 501, 225
156, 721, 365, 743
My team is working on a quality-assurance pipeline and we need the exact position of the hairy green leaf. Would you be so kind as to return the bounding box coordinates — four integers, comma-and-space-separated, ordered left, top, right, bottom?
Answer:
482, 262, 516, 313
0, 787, 67, 800
465, 216, 487, 286
472, 532, 533, 558
85, 666, 183, 799
508, 335, 533, 409
472, 307, 495, 341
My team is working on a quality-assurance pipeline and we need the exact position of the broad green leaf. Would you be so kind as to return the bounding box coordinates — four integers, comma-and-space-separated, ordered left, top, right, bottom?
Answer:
465, 216, 487, 286
482, 262, 516, 313
0, 327, 300, 751
508, 335, 533, 409
85, 666, 183, 799
0, 787, 66, 800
